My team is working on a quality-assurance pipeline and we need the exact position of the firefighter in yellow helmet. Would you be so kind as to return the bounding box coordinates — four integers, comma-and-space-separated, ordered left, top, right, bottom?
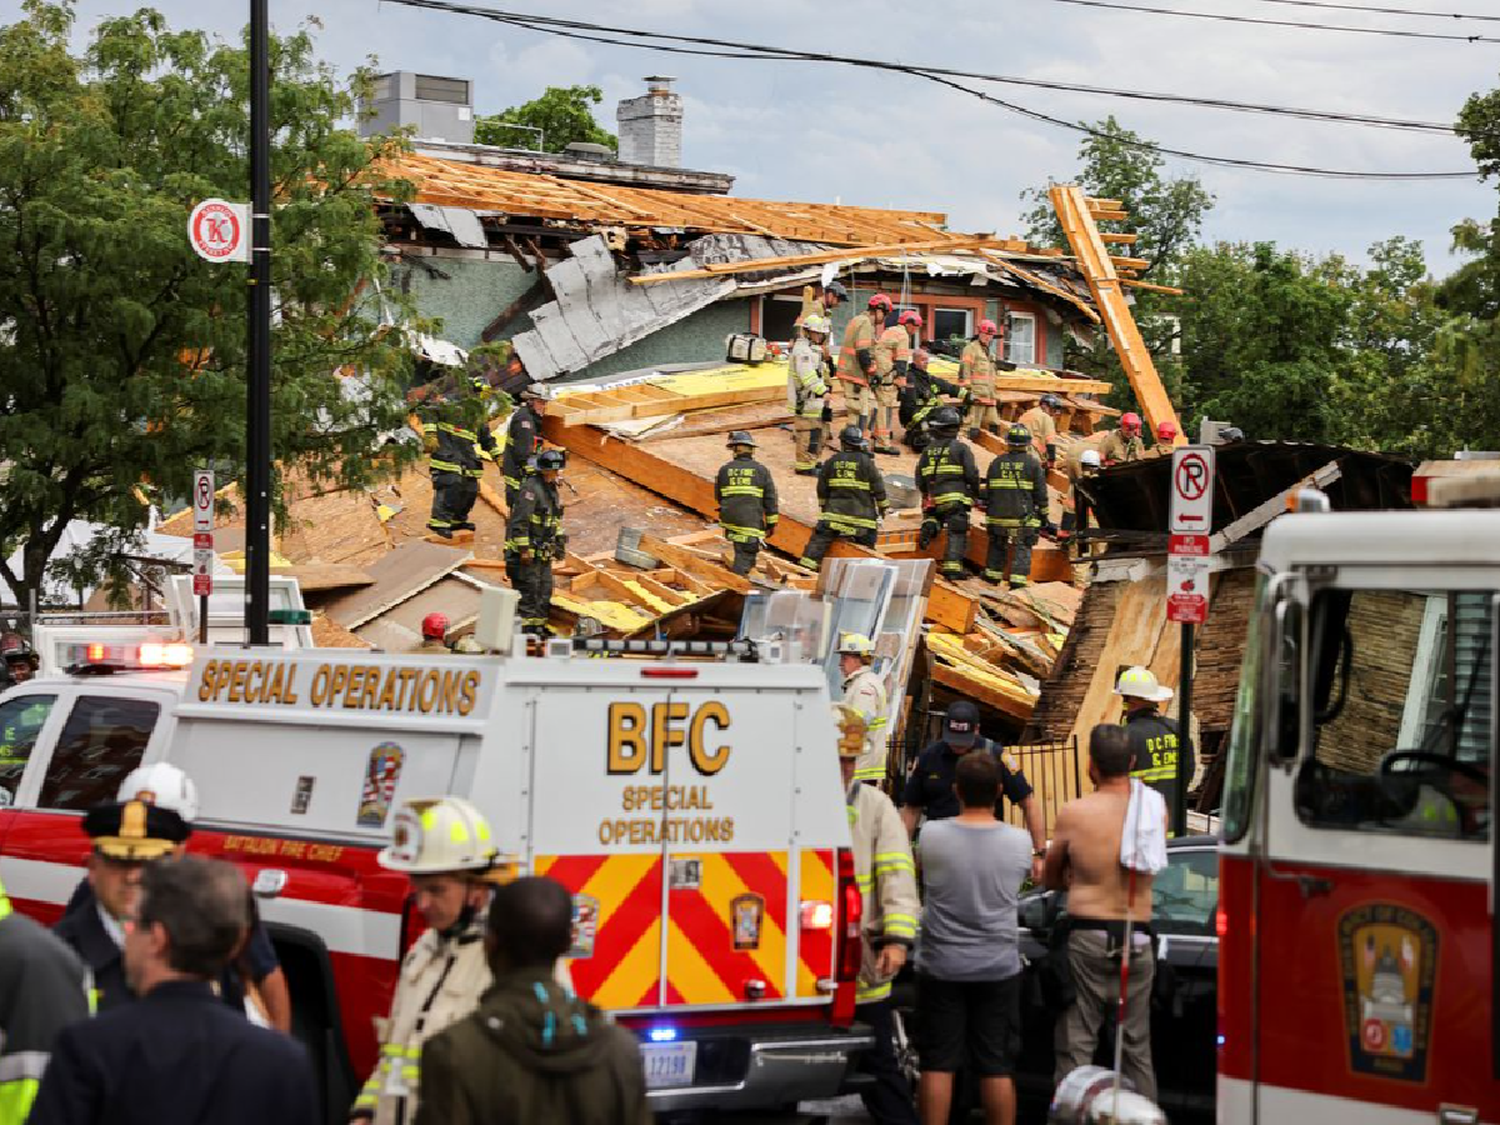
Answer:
834, 705, 920, 1125
351, 797, 508, 1125
837, 633, 890, 786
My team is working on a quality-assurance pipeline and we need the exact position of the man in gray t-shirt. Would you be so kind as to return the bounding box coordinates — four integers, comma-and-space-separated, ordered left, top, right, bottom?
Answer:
914, 753, 1032, 1125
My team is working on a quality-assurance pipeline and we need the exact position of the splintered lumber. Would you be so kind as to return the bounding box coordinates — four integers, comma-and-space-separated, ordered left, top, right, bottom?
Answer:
927, 632, 1036, 721
547, 370, 787, 427
1099, 232, 1138, 245
635, 534, 755, 594
1049, 184, 1180, 442
1108, 256, 1152, 271
979, 253, 1102, 325
1123, 280, 1185, 297
630, 237, 1012, 285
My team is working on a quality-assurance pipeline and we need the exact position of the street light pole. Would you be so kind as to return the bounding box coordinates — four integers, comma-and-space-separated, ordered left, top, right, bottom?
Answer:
245, 0, 272, 645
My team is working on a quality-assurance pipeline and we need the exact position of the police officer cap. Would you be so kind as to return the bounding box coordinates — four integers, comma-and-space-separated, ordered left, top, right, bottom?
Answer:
726, 430, 758, 449
930, 406, 961, 432
535, 449, 565, 472
83, 799, 191, 861
839, 425, 869, 451
945, 700, 982, 747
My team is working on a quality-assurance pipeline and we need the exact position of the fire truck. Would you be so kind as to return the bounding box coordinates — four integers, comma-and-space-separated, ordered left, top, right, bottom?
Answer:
1217, 468, 1498, 1124
0, 602, 871, 1117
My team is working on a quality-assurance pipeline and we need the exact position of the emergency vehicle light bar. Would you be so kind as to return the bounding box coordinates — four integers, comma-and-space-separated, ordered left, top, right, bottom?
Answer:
570, 638, 757, 659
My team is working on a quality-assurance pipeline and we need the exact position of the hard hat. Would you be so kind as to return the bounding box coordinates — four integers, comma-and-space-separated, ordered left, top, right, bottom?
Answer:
1081, 449, 1102, 469
118, 763, 200, 824
726, 430, 758, 449
867, 293, 893, 312
802, 314, 831, 336
837, 632, 875, 657
422, 612, 449, 640
839, 424, 868, 451
520, 383, 545, 400
930, 406, 961, 432
899, 310, 923, 329
0, 634, 32, 660
1220, 426, 1245, 443
1114, 665, 1174, 703
535, 449, 566, 472
977, 319, 998, 335
832, 704, 867, 760
1041, 393, 1064, 410
1156, 420, 1178, 442
1121, 412, 1142, 433
824, 280, 849, 300
378, 796, 501, 875
1007, 422, 1032, 447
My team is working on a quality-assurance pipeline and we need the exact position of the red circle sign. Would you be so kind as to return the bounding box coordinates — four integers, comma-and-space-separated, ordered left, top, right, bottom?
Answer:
1362, 1018, 1386, 1051
1175, 452, 1210, 501
188, 200, 244, 262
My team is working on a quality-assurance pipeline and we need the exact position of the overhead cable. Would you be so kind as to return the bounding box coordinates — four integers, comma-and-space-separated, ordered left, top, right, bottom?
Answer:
1043, 0, 1500, 43
1251, 0, 1500, 23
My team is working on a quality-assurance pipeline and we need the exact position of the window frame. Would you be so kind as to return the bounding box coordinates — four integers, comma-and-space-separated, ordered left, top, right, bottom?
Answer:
0, 691, 61, 807
1005, 311, 1039, 366
37, 694, 164, 813
931, 307, 974, 342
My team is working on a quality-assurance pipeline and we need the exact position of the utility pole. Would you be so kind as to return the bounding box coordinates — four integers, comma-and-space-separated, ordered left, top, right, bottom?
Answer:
245, 0, 272, 645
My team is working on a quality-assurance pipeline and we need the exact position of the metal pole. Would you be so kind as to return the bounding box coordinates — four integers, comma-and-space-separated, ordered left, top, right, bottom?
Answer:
1174, 621, 1194, 837
245, 0, 272, 646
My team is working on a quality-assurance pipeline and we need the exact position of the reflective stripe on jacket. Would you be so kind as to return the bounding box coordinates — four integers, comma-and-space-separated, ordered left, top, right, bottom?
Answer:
816, 451, 887, 533
842, 667, 890, 783
424, 419, 497, 478
916, 438, 980, 511
959, 339, 997, 401
505, 476, 563, 556
982, 450, 1048, 527
872, 326, 909, 385
715, 455, 779, 543
787, 338, 828, 416
847, 784, 919, 1004
501, 403, 541, 488
836, 313, 877, 386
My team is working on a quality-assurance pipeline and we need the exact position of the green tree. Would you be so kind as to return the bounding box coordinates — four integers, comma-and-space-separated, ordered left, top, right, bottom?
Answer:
0, 2, 419, 606
474, 85, 617, 152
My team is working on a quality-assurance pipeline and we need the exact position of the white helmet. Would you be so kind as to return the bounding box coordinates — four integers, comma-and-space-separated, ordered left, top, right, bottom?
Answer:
378, 797, 501, 875
1114, 665, 1174, 703
837, 632, 875, 658
118, 762, 200, 823
1080, 449, 1102, 469
802, 314, 832, 336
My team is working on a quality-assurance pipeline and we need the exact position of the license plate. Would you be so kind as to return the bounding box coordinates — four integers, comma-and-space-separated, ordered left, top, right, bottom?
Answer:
641, 1041, 697, 1090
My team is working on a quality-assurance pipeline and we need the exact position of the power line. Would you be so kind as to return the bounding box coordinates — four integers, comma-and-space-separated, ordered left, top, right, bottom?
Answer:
1251, 0, 1500, 23
1043, 0, 1500, 43
378, 0, 1481, 180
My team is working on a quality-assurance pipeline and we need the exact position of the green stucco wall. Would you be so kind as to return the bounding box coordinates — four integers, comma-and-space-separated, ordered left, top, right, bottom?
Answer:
396, 256, 537, 350
588, 298, 753, 378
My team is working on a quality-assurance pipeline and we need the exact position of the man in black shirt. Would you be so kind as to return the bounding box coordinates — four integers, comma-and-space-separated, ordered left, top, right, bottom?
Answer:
900, 700, 1047, 880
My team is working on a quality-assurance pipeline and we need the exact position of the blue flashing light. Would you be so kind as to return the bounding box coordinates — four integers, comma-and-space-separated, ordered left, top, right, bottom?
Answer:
1216, 1034, 1226, 1048
648, 1027, 679, 1043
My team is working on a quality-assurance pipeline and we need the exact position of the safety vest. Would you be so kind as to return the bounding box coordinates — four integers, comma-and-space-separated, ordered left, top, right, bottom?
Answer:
846, 784, 918, 1004
352, 915, 491, 1125
916, 438, 980, 512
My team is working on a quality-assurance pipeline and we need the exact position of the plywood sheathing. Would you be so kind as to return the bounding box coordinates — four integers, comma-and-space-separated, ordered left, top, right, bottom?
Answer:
383, 153, 950, 248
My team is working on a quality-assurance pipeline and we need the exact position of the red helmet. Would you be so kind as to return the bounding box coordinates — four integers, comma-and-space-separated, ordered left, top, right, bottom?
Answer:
1156, 420, 1178, 442
977, 319, 998, 335
868, 293, 893, 312
421, 612, 449, 640
899, 310, 923, 329
1121, 412, 1142, 434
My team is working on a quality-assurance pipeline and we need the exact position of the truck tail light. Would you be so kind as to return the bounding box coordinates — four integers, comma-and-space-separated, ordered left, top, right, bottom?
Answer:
832, 848, 863, 1026
1216, 905, 1227, 939
800, 900, 834, 931
640, 667, 698, 679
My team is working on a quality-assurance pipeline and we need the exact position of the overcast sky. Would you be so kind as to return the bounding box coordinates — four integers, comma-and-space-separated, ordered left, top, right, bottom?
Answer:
68, 0, 1500, 274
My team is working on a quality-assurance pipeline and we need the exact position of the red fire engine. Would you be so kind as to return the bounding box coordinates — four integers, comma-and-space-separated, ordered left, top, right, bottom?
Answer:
1217, 469, 1498, 1124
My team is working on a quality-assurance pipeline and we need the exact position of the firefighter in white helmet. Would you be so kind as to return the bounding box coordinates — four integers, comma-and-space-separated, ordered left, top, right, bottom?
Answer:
838, 633, 890, 786
350, 797, 508, 1125
835, 705, 920, 1124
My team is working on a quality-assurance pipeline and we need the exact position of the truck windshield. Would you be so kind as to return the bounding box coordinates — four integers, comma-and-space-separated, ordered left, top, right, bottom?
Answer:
1221, 575, 1266, 843
1295, 587, 1492, 841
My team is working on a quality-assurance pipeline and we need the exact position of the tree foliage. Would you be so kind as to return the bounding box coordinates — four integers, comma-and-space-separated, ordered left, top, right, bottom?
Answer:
474, 84, 617, 152
0, 2, 419, 605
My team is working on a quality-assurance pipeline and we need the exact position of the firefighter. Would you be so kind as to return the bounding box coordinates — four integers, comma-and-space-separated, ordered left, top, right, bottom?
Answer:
1063, 447, 1104, 552
3, 640, 37, 684
900, 348, 961, 452
798, 426, 888, 573
0, 875, 91, 1125
1115, 665, 1196, 830
1019, 393, 1063, 468
834, 705, 920, 1125
423, 374, 499, 539
715, 431, 779, 576
0, 644, 45, 790
795, 278, 847, 330
870, 310, 919, 455
1150, 419, 1178, 456
838, 633, 890, 786
505, 450, 565, 636
351, 797, 506, 1125
915, 406, 980, 580
837, 294, 892, 438
981, 422, 1050, 588
1102, 412, 1146, 465
788, 315, 832, 475
418, 613, 451, 654
959, 318, 1002, 440
502, 384, 545, 509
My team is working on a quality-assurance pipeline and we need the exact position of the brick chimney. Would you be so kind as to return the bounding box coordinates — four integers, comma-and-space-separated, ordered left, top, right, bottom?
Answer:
616, 76, 683, 168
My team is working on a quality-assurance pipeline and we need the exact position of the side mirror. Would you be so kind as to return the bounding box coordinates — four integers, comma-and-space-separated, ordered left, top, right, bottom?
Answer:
1262, 594, 1304, 766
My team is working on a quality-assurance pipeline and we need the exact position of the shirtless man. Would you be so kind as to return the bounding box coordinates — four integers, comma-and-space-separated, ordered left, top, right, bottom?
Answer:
1042, 724, 1162, 1100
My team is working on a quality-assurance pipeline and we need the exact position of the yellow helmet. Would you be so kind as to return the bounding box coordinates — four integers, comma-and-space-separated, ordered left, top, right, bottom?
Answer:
837, 632, 875, 658
1114, 665, 1174, 703
803, 314, 832, 336
378, 797, 501, 875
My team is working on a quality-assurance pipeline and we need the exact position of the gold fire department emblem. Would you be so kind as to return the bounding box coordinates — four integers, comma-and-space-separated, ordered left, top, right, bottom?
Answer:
732, 893, 764, 951
1337, 903, 1439, 1083
356, 742, 404, 828
569, 894, 599, 960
